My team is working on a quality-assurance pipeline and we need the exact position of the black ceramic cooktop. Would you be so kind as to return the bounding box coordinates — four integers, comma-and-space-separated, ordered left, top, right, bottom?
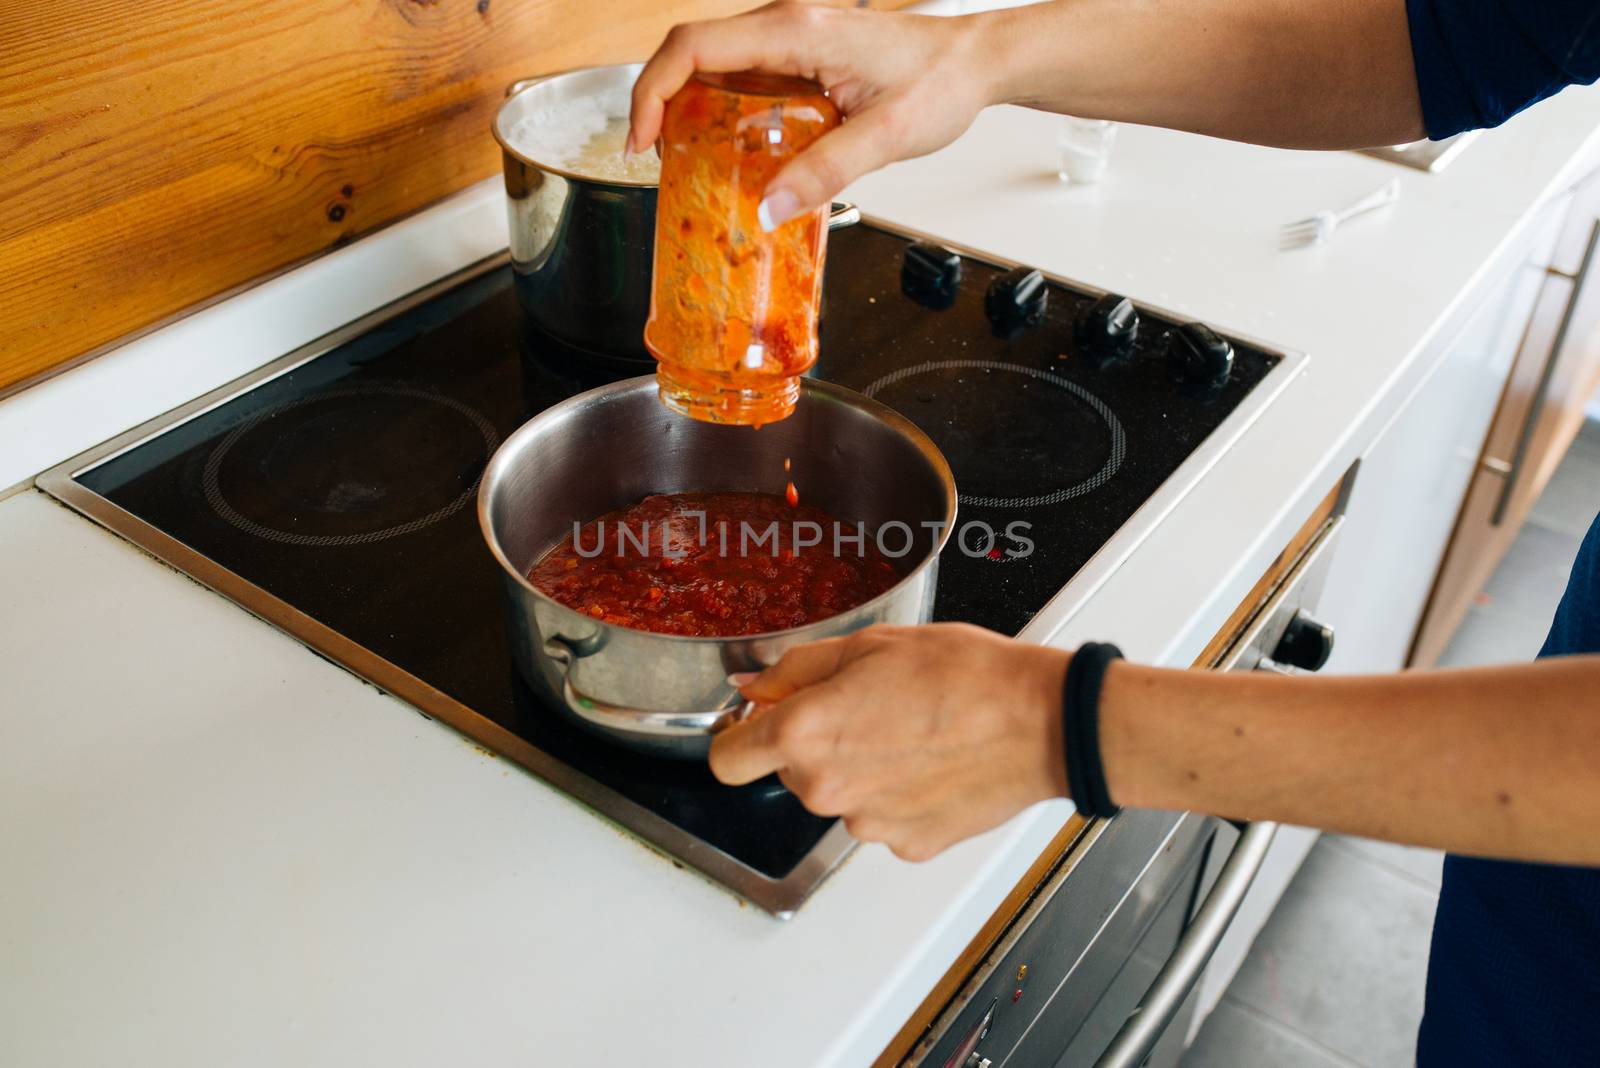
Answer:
74, 223, 1277, 887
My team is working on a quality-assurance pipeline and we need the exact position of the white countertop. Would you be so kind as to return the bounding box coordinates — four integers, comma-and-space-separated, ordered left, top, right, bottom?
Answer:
5, 84, 1600, 1066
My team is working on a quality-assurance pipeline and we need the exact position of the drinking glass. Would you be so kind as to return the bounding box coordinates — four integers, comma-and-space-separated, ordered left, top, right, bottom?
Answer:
1057, 116, 1117, 184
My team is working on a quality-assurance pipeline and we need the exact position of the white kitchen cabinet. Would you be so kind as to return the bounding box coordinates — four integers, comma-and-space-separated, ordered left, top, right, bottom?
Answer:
1410, 172, 1600, 666
1318, 196, 1570, 675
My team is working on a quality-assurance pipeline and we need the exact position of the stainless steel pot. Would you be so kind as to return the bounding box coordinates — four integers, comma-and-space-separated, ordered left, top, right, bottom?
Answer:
478, 376, 957, 759
494, 64, 658, 366
493, 65, 862, 370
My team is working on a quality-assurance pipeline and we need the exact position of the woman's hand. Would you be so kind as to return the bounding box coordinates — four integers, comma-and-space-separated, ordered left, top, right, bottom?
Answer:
629, 3, 996, 230
710, 624, 1069, 861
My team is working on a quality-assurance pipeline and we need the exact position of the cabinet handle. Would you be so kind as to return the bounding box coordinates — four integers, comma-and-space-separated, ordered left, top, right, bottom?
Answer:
1479, 456, 1512, 477
1490, 217, 1600, 525
1092, 821, 1278, 1068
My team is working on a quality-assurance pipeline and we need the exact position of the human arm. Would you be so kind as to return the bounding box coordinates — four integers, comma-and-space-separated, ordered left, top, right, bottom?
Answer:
630, 0, 1600, 227
983, 0, 1424, 151
709, 624, 1600, 865
1100, 651, 1600, 864
628, 0, 1423, 227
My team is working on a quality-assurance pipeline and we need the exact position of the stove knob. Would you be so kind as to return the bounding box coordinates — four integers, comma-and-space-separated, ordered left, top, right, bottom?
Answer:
1271, 612, 1335, 672
985, 267, 1049, 337
1166, 322, 1234, 389
902, 242, 962, 309
1075, 294, 1140, 364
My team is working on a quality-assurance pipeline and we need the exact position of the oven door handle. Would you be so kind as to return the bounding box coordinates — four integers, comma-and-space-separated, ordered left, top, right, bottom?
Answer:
1093, 820, 1279, 1068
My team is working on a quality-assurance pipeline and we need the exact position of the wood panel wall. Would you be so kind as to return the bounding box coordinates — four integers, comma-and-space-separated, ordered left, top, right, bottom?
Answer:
0, 0, 882, 395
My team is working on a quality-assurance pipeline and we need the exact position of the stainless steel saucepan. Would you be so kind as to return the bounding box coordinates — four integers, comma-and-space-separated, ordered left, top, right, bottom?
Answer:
492, 64, 861, 369
478, 376, 957, 759
494, 64, 658, 366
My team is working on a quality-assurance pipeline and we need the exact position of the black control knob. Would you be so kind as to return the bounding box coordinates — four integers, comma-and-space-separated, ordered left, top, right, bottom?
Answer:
1271, 612, 1335, 672
1166, 322, 1235, 389
985, 267, 1049, 337
1075, 294, 1140, 364
902, 242, 962, 309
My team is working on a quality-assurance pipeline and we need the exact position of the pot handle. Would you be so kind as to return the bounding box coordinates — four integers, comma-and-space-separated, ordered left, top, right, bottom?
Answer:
506, 72, 563, 98
544, 639, 758, 738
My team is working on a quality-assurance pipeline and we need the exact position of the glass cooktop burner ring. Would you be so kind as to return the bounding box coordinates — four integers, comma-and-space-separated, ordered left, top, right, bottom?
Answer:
863, 359, 1126, 509
200, 385, 502, 547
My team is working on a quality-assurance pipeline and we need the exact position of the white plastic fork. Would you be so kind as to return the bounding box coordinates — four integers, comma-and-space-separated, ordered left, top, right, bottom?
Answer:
1280, 178, 1402, 250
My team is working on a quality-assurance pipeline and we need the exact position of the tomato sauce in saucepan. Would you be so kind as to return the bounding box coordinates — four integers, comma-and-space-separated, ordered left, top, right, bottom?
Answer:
528, 492, 903, 636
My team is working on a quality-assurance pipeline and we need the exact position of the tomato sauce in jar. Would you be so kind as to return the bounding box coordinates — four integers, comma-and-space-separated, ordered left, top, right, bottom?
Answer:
528, 492, 902, 636
644, 73, 840, 426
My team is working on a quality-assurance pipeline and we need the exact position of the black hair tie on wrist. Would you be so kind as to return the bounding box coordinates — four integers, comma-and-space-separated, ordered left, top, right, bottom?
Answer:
1063, 641, 1124, 819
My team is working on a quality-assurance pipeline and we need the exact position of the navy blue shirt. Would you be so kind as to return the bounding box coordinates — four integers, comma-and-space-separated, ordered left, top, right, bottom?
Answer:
1407, 0, 1600, 138
1416, 514, 1600, 1064
1401, 5, 1600, 1061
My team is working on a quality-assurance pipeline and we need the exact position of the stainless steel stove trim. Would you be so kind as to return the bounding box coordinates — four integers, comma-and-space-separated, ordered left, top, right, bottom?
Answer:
865, 221, 1309, 655
34, 216, 1306, 919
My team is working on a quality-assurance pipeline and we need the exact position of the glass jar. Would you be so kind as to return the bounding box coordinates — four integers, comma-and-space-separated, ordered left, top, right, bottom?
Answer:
644, 72, 841, 425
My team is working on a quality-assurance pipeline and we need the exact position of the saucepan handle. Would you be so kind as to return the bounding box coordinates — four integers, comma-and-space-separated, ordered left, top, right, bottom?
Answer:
544, 639, 757, 738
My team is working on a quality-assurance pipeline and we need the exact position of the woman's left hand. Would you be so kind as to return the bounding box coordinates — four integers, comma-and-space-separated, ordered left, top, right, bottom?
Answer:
711, 623, 1069, 861
628, 3, 996, 230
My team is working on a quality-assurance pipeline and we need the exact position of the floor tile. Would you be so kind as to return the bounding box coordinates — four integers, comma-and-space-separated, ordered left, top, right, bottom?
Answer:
1222, 840, 1439, 1067
1436, 602, 1547, 667
1528, 420, 1600, 538
1182, 996, 1358, 1068
1478, 521, 1585, 623
1324, 834, 1444, 891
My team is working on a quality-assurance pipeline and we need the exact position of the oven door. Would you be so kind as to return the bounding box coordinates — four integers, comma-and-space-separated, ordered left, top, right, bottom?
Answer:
915, 516, 1342, 1068
918, 810, 1242, 1068
1053, 816, 1243, 1068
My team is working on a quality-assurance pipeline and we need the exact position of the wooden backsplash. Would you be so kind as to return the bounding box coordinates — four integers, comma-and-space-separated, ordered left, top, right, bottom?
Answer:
0, 0, 886, 395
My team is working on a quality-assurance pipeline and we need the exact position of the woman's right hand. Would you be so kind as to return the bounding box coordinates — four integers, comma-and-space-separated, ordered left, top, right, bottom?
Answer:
629, 2, 997, 231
